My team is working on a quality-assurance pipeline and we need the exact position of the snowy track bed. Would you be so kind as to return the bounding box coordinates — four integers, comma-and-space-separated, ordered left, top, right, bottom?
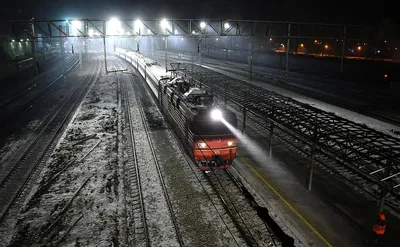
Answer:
183, 65, 400, 213
0, 54, 82, 177
120, 60, 182, 247
0, 55, 114, 246
0, 54, 285, 247
0, 54, 101, 238
116, 55, 293, 246
205, 169, 283, 246
117, 58, 242, 246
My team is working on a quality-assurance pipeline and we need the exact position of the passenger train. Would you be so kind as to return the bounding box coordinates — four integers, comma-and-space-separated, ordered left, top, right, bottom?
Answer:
120, 51, 237, 170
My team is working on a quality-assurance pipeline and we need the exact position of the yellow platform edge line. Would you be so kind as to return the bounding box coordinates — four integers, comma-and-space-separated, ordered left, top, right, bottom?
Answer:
240, 156, 333, 247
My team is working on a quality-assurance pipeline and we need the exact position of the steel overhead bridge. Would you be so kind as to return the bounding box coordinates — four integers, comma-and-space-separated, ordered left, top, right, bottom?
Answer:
0, 18, 393, 39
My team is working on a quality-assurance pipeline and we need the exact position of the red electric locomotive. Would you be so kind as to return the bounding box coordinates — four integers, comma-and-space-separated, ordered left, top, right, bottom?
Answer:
159, 76, 237, 170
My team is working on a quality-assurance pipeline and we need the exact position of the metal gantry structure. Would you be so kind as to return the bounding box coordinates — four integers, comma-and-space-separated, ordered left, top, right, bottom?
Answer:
188, 66, 400, 213
3, 19, 400, 199
1, 19, 396, 77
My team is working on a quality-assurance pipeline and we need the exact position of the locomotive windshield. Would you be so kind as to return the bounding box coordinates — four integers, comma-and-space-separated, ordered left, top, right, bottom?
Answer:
192, 121, 232, 135
191, 111, 237, 136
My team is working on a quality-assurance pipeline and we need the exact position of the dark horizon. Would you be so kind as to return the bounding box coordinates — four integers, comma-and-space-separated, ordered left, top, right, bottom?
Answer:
0, 0, 398, 26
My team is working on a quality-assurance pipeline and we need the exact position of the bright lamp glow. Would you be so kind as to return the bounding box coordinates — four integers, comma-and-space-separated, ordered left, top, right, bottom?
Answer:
134, 19, 142, 34
107, 18, 122, 35
198, 142, 207, 148
211, 109, 222, 120
200, 21, 206, 29
88, 29, 94, 36
71, 20, 81, 29
227, 141, 233, 146
224, 22, 230, 29
161, 19, 168, 28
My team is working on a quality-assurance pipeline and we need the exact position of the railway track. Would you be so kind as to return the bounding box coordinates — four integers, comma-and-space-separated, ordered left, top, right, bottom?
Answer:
117, 54, 286, 246
0, 54, 79, 111
0, 55, 81, 144
113, 57, 183, 246
118, 63, 150, 247
185, 65, 400, 214
0, 54, 101, 224
205, 169, 280, 247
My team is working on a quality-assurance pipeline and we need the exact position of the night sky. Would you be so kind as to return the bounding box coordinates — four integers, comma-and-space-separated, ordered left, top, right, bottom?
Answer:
0, 0, 398, 25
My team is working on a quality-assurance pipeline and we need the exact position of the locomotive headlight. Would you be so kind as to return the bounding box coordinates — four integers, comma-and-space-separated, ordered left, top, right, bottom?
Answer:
198, 142, 207, 148
211, 109, 222, 120
227, 141, 234, 146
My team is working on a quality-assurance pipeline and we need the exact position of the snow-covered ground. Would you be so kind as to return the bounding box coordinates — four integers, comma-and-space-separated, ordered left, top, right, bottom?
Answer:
1, 60, 119, 246
0, 54, 297, 247
116, 50, 312, 246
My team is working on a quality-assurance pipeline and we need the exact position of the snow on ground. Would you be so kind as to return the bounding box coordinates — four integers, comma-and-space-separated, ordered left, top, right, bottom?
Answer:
119, 50, 305, 246
124, 77, 180, 247
0, 68, 84, 182
132, 73, 241, 246
2, 63, 122, 246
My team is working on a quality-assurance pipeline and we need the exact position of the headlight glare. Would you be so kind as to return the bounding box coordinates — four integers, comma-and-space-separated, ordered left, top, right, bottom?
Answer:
198, 142, 207, 148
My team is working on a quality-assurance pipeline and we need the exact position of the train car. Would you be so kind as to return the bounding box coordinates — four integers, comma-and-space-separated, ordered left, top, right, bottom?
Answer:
159, 76, 238, 170
117, 51, 238, 170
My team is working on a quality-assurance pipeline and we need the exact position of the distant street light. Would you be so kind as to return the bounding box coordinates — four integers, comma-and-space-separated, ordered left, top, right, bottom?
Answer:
300, 44, 304, 48
134, 19, 142, 34
107, 18, 122, 35
314, 40, 318, 43
357, 46, 362, 51
269, 38, 272, 41
161, 19, 168, 29
324, 45, 328, 49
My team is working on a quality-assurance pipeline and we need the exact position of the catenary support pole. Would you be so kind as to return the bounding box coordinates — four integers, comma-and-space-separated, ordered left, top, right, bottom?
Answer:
103, 21, 107, 73
268, 122, 274, 158
285, 23, 291, 72
308, 143, 316, 191
340, 26, 347, 73
308, 121, 318, 191
165, 36, 168, 72
248, 35, 253, 81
